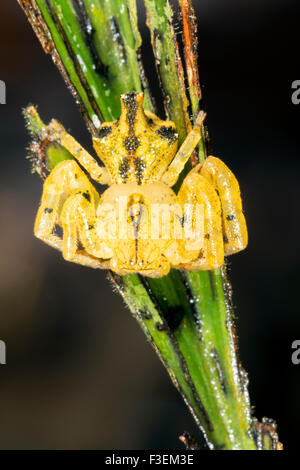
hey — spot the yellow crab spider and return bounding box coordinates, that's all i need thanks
[34,91,247,278]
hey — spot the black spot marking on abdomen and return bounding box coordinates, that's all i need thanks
[156,126,178,145]
[98,126,112,138]
[134,157,145,185]
[122,92,138,128]
[124,135,140,152]
[119,157,130,181]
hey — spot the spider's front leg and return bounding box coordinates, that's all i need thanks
[49,120,112,185]
[162,111,206,187]
[193,156,248,255]
[34,160,111,269]
[176,172,224,270]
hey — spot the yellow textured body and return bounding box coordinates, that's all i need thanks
[34,92,247,278]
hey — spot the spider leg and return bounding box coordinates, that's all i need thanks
[34,160,110,269]
[161,111,206,187]
[38,233,109,270]
[196,156,248,255]
[61,193,113,261]
[176,172,224,270]
[163,240,198,267]
[34,160,97,237]
[49,120,111,185]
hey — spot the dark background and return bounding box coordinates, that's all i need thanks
[0,0,299,450]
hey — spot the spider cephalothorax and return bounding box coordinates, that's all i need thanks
[34,92,247,278]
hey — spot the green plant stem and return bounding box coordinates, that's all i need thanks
[144,0,190,144]
[19,0,151,134]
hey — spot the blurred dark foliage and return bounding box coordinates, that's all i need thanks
[0,0,299,449]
